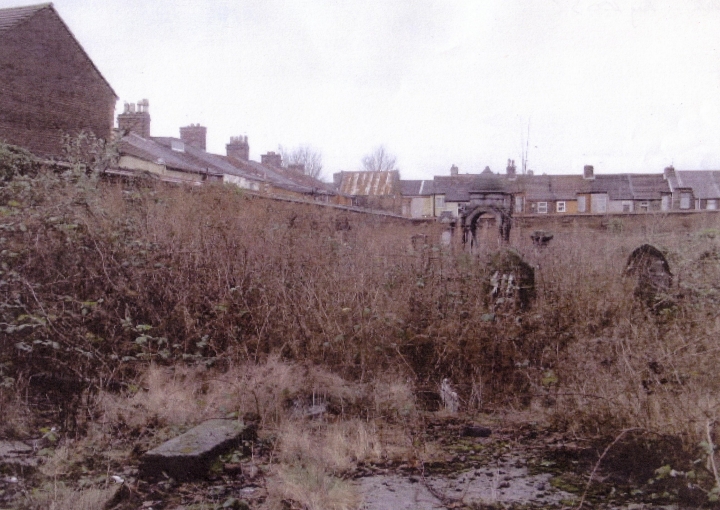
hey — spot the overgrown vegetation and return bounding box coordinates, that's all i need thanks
[3,142,720,507]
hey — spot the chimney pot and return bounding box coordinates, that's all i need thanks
[583,165,595,180]
[180,124,207,151]
[117,99,151,138]
[226,134,250,161]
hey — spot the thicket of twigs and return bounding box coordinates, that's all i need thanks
[2,145,720,456]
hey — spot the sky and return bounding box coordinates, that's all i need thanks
[3,0,720,180]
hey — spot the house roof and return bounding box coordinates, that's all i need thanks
[433,173,507,202]
[511,174,589,201]
[336,171,400,196]
[399,180,434,196]
[0,3,118,98]
[591,175,634,200]
[627,173,671,200]
[674,170,720,199]
[119,133,214,175]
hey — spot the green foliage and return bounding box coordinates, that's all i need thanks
[0,142,42,181]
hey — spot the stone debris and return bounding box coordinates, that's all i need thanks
[462,424,492,438]
[140,419,254,481]
[0,440,38,471]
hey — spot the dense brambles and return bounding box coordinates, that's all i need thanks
[2,156,720,456]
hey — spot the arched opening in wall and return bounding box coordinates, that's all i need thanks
[463,206,512,250]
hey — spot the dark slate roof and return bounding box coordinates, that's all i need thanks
[119,134,214,175]
[337,171,400,196]
[151,137,259,183]
[627,173,671,200]
[399,180,434,196]
[0,3,49,33]
[674,170,720,199]
[433,173,507,202]
[591,175,633,200]
[509,174,589,201]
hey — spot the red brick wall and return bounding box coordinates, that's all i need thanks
[0,7,116,157]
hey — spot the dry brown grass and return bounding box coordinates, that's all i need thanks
[2,163,720,460]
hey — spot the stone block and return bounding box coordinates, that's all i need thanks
[140,419,254,481]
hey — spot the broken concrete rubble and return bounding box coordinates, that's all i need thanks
[140,419,255,481]
[0,440,38,472]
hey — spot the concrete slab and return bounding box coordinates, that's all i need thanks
[140,419,254,480]
[0,440,38,471]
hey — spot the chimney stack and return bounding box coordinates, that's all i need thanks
[179,124,207,151]
[261,151,282,168]
[583,164,595,180]
[226,135,249,161]
[288,163,305,174]
[117,98,151,138]
[506,159,517,180]
[450,164,458,176]
[663,165,676,180]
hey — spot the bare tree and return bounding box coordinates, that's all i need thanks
[361,145,398,172]
[278,144,324,180]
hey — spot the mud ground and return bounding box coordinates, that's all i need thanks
[0,414,711,509]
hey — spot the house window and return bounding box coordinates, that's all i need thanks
[577,196,586,213]
[537,202,548,214]
[591,194,607,213]
[680,193,691,209]
[514,196,524,213]
[434,195,445,211]
[556,201,566,213]
[708,199,717,210]
[622,201,632,213]
[639,201,649,212]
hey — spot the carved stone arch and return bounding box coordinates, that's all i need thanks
[461,204,512,248]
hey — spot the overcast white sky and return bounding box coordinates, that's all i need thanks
[4,0,720,179]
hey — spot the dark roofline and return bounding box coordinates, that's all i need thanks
[0,3,118,99]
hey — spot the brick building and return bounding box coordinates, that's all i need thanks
[0,3,117,157]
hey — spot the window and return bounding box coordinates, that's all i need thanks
[577,196,586,213]
[556,201,566,213]
[537,202,548,214]
[639,201,649,212]
[514,196,524,213]
[434,195,445,211]
[622,201,632,213]
[680,193,692,210]
[591,194,607,213]
[708,199,717,210]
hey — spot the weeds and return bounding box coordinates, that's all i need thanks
[3,148,720,504]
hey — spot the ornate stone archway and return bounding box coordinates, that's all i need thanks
[459,194,513,248]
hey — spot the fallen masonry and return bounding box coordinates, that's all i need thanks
[0,440,39,472]
[141,419,255,481]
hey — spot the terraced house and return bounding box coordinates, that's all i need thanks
[393,161,719,219]
[0,3,116,157]
[114,100,346,204]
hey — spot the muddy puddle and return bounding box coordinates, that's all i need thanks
[358,455,574,509]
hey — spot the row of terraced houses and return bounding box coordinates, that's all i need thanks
[2,3,719,221]
[335,162,720,219]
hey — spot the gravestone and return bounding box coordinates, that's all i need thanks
[485,249,536,311]
[624,244,672,309]
[141,419,254,480]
